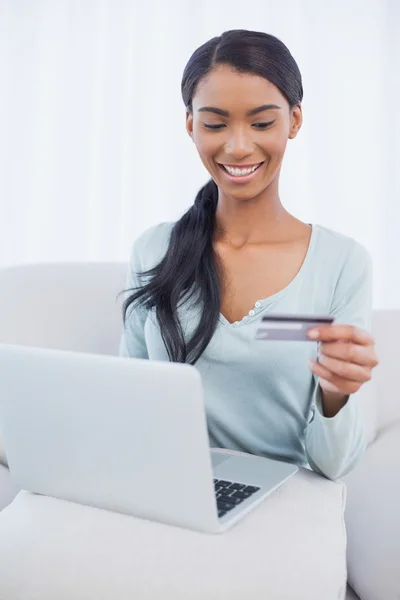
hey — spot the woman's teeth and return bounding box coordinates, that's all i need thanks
[223,163,261,176]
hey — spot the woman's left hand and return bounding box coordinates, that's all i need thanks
[307,325,379,396]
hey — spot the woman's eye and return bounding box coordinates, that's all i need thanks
[203,121,275,131]
[253,121,275,129]
[203,123,225,130]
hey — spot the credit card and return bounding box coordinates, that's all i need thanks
[255,314,334,341]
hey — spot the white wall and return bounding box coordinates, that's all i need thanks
[0,0,398,308]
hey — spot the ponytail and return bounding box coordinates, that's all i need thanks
[122,179,221,364]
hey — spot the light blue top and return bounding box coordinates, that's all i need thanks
[119,221,372,480]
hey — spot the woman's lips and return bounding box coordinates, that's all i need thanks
[217,161,265,183]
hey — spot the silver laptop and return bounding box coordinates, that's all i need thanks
[0,343,298,533]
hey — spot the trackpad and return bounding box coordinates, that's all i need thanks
[211,452,231,468]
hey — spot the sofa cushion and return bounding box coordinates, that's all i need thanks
[344,423,400,600]
[0,466,347,600]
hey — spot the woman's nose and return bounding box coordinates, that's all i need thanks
[224,129,253,159]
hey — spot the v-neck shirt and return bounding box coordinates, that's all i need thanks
[119,221,372,480]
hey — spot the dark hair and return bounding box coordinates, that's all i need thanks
[122,29,303,364]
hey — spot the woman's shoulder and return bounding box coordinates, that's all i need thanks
[312,224,371,269]
[134,221,175,249]
[129,221,175,268]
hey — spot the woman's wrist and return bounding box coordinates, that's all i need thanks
[320,387,349,418]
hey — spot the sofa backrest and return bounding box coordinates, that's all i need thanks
[371,311,400,432]
[0,263,128,355]
[0,263,397,435]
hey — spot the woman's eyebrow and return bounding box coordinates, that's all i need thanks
[197,104,281,117]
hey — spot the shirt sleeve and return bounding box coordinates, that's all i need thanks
[118,237,150,359]
[304,240,373,480]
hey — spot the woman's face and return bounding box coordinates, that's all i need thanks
[186,65,302,200]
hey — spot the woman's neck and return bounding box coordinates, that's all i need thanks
[214,182,294,247]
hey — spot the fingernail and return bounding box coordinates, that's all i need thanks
[308,330,319,339]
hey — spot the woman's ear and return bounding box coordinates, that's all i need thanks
[289,104,303,140]
[186,111,194,140]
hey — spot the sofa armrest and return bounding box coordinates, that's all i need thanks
[0,464,18,511]
[0,426,7,467]
[343,423,400,600]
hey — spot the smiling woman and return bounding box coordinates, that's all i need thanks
[120,29,378,481]
[123,30,305,363]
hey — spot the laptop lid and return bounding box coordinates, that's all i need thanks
[0,344,219,532]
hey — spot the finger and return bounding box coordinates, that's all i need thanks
[317,353,372,382]
[309,360,361,395]
[317,377,343,395]
[319,342,379,368]
[308,325,374,346]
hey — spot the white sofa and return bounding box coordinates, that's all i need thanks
[0,263,398,600]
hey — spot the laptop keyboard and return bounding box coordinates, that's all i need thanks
[214,479,260,518]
